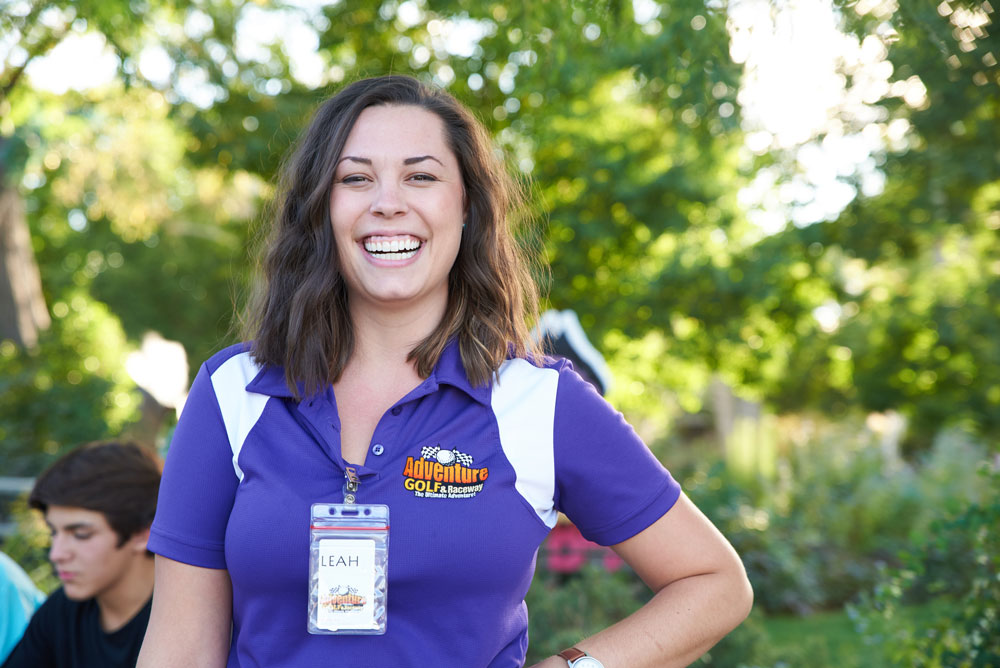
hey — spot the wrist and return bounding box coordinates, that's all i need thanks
[528,657,571,668]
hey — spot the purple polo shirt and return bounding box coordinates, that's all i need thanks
[149,340,680,667]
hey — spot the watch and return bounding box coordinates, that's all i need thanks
[557,647,605,668]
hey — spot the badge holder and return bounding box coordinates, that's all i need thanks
[308,467,389,635]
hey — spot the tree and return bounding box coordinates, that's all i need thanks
[2,0,751,468]
[7,0,994,473]
[779,0,1000,444]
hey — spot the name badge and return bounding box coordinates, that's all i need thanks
[308,504,389,635]
[317,539,376,630]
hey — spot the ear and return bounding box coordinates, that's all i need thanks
[127,526,151,554]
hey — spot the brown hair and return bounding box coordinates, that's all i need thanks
[244,75,542,397]
[29,441,162,548]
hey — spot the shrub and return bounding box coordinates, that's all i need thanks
[525,565,648,664]
[850,465,1000,667]
[1,495,58,594]
[683,422,992,614]
[525,565,781,667]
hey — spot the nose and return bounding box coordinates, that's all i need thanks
[370,180,407,218]
[49,534,70,563]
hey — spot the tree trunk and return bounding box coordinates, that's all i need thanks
[0,186,49,348]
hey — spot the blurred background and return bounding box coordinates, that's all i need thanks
[1,0,997,665]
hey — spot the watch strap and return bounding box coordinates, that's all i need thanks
[558,647,587,662]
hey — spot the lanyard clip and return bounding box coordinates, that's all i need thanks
[343,466,360,504]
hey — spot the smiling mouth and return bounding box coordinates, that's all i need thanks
[363,235,422,261]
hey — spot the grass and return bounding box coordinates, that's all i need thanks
[762,608,879,668]
[760,600,957,668]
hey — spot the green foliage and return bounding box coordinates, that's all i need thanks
[786,0,1000,442]
[525,566,648,664]
[1,0,997,463]
[850,467,1000,667]
[2,85,260,465]
[683,421,992,614]
[2,0,750,472]
[524,568,832,667]
[693,608,779,667]
[0,292,140,475]
[14,85,261,358]
[1,496,59,595]
[756,606,886,668]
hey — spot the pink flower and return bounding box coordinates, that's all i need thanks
[543,523,623,574]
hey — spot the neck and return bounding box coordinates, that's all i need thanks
[95,555,154,633]
[347,294,449,368]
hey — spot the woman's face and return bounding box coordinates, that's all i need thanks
[330,104,465,318]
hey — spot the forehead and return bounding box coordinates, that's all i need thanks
[341,104,455,163]
[45,505,111,530]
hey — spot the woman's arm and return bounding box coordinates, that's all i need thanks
[530,492,753,668]
[137,556,233,668]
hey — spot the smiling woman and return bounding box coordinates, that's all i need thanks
[246,75,539,396]
[329,105,466,326]
[138,75,752,668]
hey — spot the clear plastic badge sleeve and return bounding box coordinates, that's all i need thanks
[308,503,389,635]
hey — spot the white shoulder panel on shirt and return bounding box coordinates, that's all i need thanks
[491,358,559,529]
[210,352,269,482]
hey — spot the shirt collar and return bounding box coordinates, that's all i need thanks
[243,338,493,405]
[428,338,493,406]
[245,363,299,398]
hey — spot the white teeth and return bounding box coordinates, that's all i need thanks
[363,237,421,259]
[364,237,421,254]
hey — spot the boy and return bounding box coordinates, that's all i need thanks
[3,441,161,668]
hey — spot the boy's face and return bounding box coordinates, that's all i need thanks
[45,505,147,602]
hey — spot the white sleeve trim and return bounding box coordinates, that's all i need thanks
[210,352,269,482]
[491,359,559,529]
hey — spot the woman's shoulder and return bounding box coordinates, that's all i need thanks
[494,354,604,405]
[200,341,257,374]
[193,342,297,399]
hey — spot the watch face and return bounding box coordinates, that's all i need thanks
[573,659,604,668]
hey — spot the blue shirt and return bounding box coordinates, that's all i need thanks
[149,340,680,667]
[0,552,45,662]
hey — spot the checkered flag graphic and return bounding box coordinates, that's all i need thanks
[420,445,475,467]
[453,450,475,467]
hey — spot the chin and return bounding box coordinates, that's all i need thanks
[61,583,95,601]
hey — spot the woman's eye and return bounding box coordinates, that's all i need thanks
[340,175,369,184]
[73,532,93,540]
[410,173,437,182]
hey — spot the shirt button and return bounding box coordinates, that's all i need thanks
[372,444,385,456]
[390,406,402,416]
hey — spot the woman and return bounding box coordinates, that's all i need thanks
[138,75,752,668]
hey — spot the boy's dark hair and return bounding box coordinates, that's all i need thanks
[29,441,162,547]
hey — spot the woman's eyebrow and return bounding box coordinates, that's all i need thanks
[336,155,443,166]
[403,155,444,166]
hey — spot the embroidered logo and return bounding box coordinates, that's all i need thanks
[401,445,489,499]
